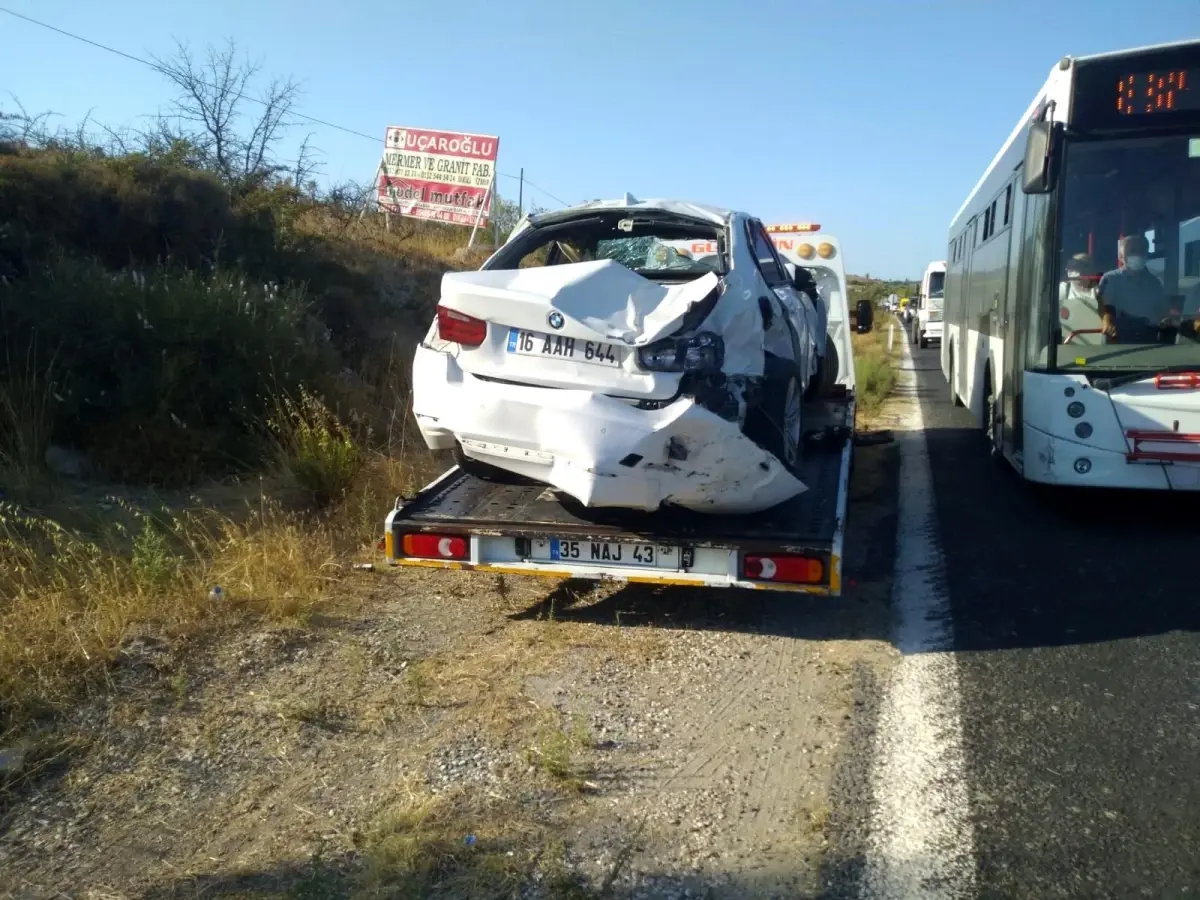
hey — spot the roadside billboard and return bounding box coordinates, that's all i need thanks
[376,126,500,227]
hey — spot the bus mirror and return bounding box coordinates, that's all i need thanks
[1021,120,1062,194]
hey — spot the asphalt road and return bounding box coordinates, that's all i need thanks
[911,343,1200,899]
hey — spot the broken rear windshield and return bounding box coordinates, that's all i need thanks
[489,213,727,276]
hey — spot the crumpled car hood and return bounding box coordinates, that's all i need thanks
[440,259,720,346]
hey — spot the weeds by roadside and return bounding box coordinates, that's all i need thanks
[0,378,441,740]
[853,313,899,415]
[360,780,599,899]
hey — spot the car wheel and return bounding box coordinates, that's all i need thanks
[767,373,804,471]
[805,334,841,400]
[747,367,803,473]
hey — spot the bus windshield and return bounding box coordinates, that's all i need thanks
[1054,132,1200,371]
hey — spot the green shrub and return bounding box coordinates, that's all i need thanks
[0,257,335,481]
[269,388,364,507]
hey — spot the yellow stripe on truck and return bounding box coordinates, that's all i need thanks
[385,557,835,595]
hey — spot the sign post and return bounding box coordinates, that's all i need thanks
[466,173,495,249]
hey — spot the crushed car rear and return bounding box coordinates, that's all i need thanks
[411,197,812,513]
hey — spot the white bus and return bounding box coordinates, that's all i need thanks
[943,39,1200,490]
[911,259,947,349]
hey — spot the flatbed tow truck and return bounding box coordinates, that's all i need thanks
[383,225,857,596]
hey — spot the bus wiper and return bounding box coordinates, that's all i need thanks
[1094,364,1200,391]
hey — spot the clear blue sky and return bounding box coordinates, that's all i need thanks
[2,0,1197,278]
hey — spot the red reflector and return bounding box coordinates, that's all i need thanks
[1155,372,1200,390]
[436,305,487,347]
[743,554,824,585]
[1059,306,1070,320]
[401,533,469,560]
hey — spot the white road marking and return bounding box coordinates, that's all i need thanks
[862,339,976,899]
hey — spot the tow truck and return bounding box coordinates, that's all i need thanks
[383,223,858,595]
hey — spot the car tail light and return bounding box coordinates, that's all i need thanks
[437,305,487,347]
[743,553,825,585]
[637,331,724,373]
[401,532,469,560]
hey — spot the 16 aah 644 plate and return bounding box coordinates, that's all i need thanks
[506,328,624,367]
[530,538,681,569]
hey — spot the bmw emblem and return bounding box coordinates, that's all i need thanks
[547,311,565,330]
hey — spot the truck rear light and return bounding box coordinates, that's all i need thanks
[437,305,487,347]
[743,553,824,585]
[401,532,469,560]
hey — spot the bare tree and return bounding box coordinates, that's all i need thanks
[150,38,309,189]
[0,95,56,146]
[291,132,322,194]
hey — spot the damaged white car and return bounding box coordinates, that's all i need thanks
[411,195,829,514]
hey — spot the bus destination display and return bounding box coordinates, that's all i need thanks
[1117,69,1196,115]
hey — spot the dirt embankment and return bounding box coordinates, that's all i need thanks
[1,429,901,900]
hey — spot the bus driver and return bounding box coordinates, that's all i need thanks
[1097,234,1170,342]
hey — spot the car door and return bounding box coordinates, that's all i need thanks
[746,219,816,382]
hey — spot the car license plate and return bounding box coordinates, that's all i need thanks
[531,538,681,569]
[506,328,623,367]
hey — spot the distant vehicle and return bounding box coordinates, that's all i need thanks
[911,260,946,348]
[899,297,913,325]
[942,38,1200,490]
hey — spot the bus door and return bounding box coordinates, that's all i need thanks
[1001,178,1027,458]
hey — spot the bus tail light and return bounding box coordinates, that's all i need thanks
[796,243,816,260]
[1155,372,1200,390]
[401,532,469,560]
[743,553,825,585]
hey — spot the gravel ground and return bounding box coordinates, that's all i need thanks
[0,435,898,899]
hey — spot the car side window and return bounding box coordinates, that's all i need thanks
[747,221,790,288]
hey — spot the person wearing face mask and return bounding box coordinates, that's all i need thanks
[1058,253,1104,343]
[1096,234,1168,342]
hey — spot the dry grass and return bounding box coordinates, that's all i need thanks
[0,390,443,739]
[360,778,601,899]
[0,490,335,730]
[853,312,900,415]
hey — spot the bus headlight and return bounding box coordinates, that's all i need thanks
[1067,401,1085,418]
[1074,422,1093,439]
[1074,457,1092,474]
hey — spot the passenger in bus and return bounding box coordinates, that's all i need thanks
[1058,253,1104,343]
[1097,234,1169,342]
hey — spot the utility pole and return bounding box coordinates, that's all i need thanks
[518,167,524,217]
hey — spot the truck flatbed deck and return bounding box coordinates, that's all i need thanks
[384,399,853,595]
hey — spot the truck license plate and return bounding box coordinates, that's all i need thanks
[532,538,681,569]
[506,328,624,367]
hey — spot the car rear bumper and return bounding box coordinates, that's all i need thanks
[412,346,807,513]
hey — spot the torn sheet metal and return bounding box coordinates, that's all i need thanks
[440,260,719,347]
[412,344,805,513]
